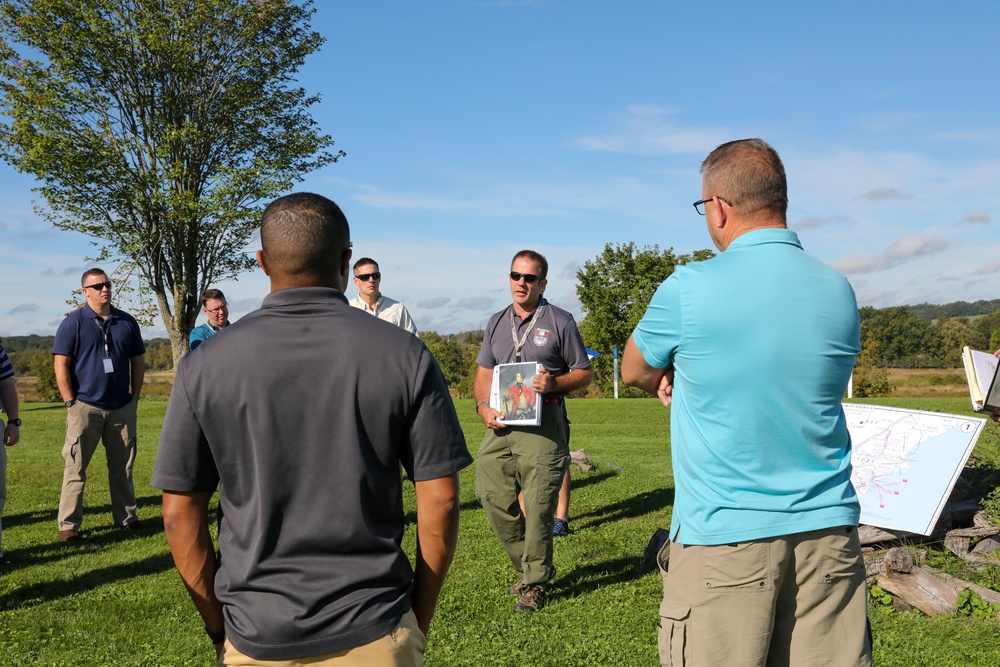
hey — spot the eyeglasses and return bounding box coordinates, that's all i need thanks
[509,271,541,284]
[692,196,733,215]
[204,303,228,314]
[83,281,112,291]
[355,272,381,282]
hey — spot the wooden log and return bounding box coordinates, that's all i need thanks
[970,536,1000,559]
[879,548,958,616]
[943,534,970,559]
[924,565,1000,606]
[858,525,916,546]
[945,526,999,538]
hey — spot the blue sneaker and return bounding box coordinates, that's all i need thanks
[552,518,570,537]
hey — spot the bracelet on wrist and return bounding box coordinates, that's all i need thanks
[475,401,488,413]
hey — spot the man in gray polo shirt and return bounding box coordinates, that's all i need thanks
[474,249,592,613]
[153,193,471,665]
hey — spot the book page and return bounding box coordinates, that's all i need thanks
[963,347,998,407]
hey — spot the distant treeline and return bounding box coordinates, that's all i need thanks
[860,305,1000,369]
[4,299,1000,393]
[907,299,1000,324]
[1,335,174,377]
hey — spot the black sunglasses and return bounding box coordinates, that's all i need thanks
[355,272,381,282]
[83,281,112,291]
[509,271,541,284]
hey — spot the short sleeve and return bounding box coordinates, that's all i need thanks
[632,273,683,369]
[151,367,219,492]
[559,317,591,371]
[403,348,472,482]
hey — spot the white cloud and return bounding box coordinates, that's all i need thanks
[979,258,1000,274]
[417,297,451,309]
[958,212,991,225]
[793,215,850,230]
[857,187,910,202]
[572,106,728,156]
[833,235,948,274]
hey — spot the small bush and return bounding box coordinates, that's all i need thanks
[28,349,60,402]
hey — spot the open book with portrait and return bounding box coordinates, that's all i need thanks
[962,346,1000,414]
[490,361,543,427]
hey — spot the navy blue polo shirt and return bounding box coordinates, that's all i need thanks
[53,303,146,409]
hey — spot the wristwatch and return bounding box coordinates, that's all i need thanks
[8,418,20,427]
[65,399,76,408]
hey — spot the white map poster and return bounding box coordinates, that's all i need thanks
[845,403,987,535]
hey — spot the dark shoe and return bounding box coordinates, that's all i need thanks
[514,584,545,612]
[552,518,570,537]
[508,581,525,596]
[120,521,143,531]
[59,529,81,542]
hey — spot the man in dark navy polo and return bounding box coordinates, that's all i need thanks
[53,268,146,542]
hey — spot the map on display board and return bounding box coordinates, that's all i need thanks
[845,403,987,536]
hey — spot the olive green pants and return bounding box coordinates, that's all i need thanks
[475,402,569,586]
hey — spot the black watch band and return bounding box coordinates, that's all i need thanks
[65,399,76,408]
[8,418,21,427]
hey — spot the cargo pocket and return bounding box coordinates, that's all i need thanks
[658,600,691,666]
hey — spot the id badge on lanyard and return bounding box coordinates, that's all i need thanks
[95,317,115,373]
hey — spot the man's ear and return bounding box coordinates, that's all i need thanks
[256,249,270,276]
[712,197,729,230]
[340,248,353,280]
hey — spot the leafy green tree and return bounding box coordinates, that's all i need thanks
[927,317,987,367]
[0,0,341,366]
[576,242,714,394]
[972,311,1000,352]
[852,331,892,398]
[421,330,481,399]
[28,349,60,401]
[859,306,933,367]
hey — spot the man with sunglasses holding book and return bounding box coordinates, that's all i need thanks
[53,269,146,541]
[350,257,418,335]
[474,249,592,613]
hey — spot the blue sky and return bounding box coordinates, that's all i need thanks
[2,1,999,339]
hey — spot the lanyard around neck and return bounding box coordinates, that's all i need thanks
[510,304,543,362]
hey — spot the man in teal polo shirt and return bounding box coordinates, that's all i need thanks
[189,288,230,351]
[623,139,871,666]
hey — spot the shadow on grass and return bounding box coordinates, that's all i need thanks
[553,554,654,600]
[573,487,674,530]
[3,493,163,530]
[568,469,617,490]
[6,513,166,563]
[0,551,176,612]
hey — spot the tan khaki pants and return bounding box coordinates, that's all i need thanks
[57,400,138,531]
[221,610,426,666]
[658,526,872,667]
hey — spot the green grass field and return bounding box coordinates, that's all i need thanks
[1,397,998,666]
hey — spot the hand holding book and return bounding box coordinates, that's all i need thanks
[962,346,1000,417]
